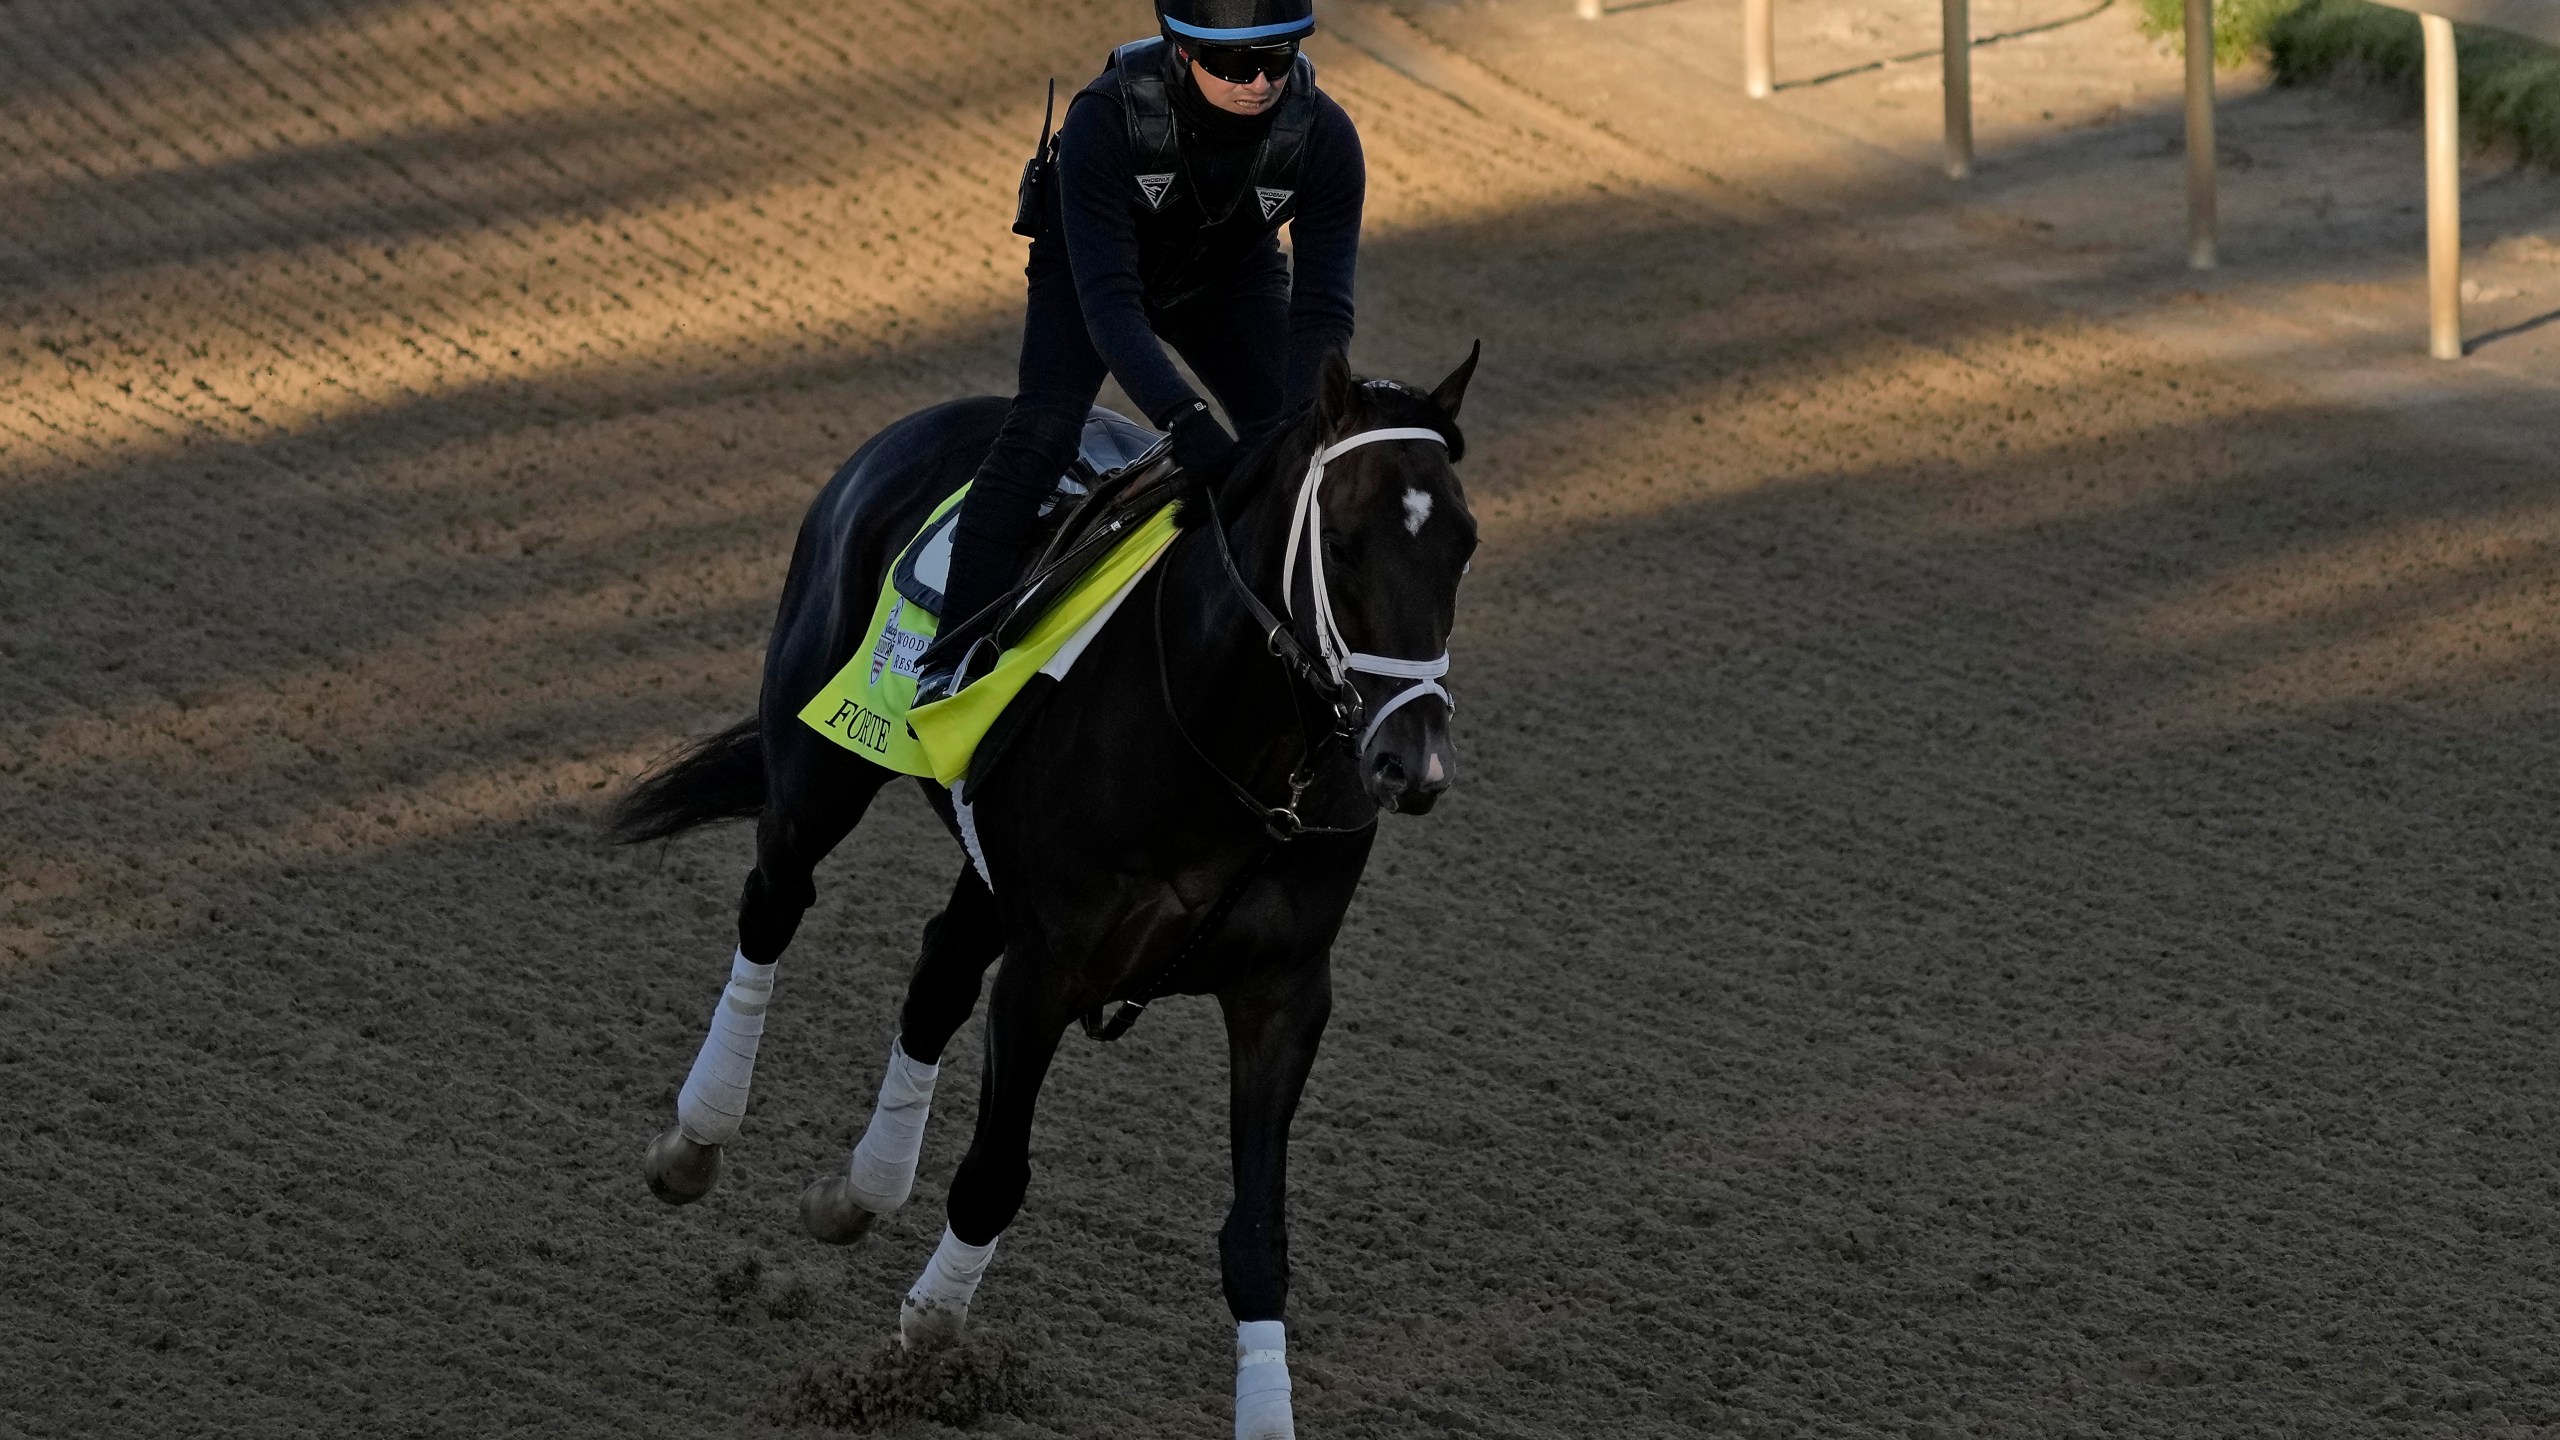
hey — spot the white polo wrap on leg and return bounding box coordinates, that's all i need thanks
[843,1036,939,1213]
[901,1225,998,1349]
[675,950,775,1147]
[1234,1319,1295,1440]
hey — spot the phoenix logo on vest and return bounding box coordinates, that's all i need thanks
[1137,173,1176,208]
[1255,186,1293,219]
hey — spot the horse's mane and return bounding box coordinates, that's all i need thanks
[1172,374,1466,533]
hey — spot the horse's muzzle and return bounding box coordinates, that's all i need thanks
[1365,730,1455,814]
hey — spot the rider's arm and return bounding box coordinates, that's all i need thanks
[1281,95,1365,414]
[1055,96,1203,429]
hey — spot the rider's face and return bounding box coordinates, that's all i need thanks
[1187,56,1288,116]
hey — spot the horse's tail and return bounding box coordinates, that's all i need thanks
[608,715,766,844]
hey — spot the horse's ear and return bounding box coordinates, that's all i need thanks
[1429,340,1481,421]
[1317,348,1356,427]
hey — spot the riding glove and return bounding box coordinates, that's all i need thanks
[1163,399,1241,483]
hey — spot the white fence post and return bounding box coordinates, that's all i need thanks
[2184,0,2219,267]
[2422,11,2463,358]
[1745,0,1776,96]
[1942,0,1973,178]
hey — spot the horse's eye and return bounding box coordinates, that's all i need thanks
[1321,532,1351,563]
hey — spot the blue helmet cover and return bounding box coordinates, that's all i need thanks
[1158,0,1316,43]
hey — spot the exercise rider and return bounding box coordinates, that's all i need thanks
[916,0,1366,703]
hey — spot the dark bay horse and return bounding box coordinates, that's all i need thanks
[609,347,1478,1439]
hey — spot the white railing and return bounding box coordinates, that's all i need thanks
[2352,0,2560,356]
[1577,0,2558,358]
[2183,0,2560,355]
[1577,0,1982,174]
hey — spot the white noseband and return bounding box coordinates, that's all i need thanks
[1278,427,1457,751]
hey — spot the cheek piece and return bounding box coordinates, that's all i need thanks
[1278,428,1457,753]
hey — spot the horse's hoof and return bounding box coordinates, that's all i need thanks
[900,1295,969,1352]
[799,1174,884,1246]
[643,1126,724,1205]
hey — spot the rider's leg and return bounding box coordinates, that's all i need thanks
[924,251,1107,696]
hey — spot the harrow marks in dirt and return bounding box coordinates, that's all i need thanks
[6,1,2560,1437]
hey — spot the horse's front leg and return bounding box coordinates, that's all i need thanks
[1219,954,1333,1440]
[899,934,1074,1350]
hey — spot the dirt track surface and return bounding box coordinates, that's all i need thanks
[7,1,2560,1436]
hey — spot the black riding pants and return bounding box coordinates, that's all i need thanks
[941,245,1291,632]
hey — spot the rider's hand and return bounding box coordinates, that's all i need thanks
[1164,399,1240,482]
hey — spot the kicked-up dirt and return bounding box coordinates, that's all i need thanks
[5,0,2559,1435]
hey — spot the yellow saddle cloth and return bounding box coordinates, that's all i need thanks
[796,484,1183,785]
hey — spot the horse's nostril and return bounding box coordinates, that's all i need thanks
[1370,755,1407,791]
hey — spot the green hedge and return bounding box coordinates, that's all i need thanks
[2137,0,2308,66]
[2271,0,2560,164]
[2136,0,2560,167]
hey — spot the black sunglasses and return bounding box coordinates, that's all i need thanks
[1187,41,1298,84]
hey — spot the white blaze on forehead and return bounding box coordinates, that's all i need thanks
[1401,487,1434,536]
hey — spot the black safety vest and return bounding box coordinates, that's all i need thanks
[1071,37,1319,308]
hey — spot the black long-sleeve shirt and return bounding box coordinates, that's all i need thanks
[1054,69,1364,427]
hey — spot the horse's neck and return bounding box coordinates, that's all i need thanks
[1220,434,1311,614]
[1159,440,1326,778]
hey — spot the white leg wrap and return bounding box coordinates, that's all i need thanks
[1235,1320,1295,1440]
[674,949,775,1147]
[901,1225,998,1350]
[843,1036,939,1213]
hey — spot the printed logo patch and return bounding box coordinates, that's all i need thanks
[1136,173,1175,209]
[1255,186,1293,220]
[867,597,933,685]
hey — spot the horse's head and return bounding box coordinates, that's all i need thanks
[1293,344,1480,815]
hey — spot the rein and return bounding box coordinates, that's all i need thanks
[1080,427,1455,1043]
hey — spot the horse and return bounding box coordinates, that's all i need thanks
[608,345,1479,1440]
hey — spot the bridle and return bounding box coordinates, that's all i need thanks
[1279,429,1457,752]
[1154,425,1459,838]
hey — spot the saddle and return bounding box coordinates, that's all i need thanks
[797,405,1192,786]
[908,405,1183,685]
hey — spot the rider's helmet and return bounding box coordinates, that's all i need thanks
[1156,0,1315,81]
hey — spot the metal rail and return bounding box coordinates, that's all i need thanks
[1581,0,1977,177]
[2193,0,2560,356]
[1572,0,2559,357]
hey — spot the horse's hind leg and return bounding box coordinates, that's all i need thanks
[643,745,889,1205]
[800,863,1003,1244]
[896,864,1004,1065]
